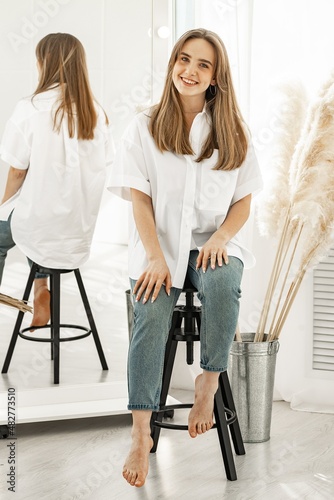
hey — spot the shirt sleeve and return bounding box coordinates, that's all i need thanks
[0,101,31,170]
[107,117,151,201]
[231,140,263,204]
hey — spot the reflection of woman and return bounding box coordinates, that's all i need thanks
[108,28,262,487]
[0,33,113,326]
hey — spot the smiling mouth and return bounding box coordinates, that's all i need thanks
[181,77,197,85]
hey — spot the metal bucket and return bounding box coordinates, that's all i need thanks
[125,289,134,341]
[229,332,280,443]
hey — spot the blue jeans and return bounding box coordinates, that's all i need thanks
[128,250,244,410]
[0,212,47,286]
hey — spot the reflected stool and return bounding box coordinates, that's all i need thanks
[2,262,108,384]
[150,278,245,481]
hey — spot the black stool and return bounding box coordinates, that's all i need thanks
[150,278,245,481]
[2,262,108,384]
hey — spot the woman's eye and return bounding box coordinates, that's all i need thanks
[200,63,209,69]
[181,56,189,62]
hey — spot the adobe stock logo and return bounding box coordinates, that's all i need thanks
[7,0,71,53]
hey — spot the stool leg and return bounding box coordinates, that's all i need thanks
[150,311,180,453]
[2,264,37,373]
[50,275,54,361]
[184,291,195,365]
[186,313,201,365]
[50,272,60,384]
[186,341,194,365]
[74,269,108,370]
[219,371,245,455]
[214,385,238,481]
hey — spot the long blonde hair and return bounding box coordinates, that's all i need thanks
[149,28,248,170]
[34,33,102,140]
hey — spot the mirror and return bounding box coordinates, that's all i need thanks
[0,0,169,424]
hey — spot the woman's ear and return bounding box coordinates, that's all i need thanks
[211,77,216,86]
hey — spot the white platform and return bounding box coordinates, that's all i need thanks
[0,381,129,424]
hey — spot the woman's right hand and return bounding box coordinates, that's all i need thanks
[133,256,172,304]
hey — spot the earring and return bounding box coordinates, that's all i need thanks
[209,84,217,96]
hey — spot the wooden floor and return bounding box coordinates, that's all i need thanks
[0,399,333,499]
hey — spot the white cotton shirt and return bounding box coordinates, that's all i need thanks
[107,108,262,289]
[0,87,114,269]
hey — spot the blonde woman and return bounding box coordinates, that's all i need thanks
[0,33,113,326]
[108,28,262,487]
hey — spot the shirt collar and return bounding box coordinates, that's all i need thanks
[202,101,210,116]
[191,102,211,128]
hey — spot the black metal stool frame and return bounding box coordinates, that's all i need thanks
[2,263,108,384]
[150,284,245,481]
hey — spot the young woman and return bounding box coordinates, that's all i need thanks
[108,28,262,487]
[0,33,113,326]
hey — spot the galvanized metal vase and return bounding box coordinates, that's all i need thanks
[229,332,280,443]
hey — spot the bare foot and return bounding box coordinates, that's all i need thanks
[31,286,50,329]
[188,373,218,438]
[123,433,153,487]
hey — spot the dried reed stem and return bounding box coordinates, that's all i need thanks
[254,209,292,341]
[269,242,320,341]
[0,293,32,313]
[268,267,307,341]
[267,223,304,340]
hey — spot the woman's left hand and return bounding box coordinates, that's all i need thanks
[196,195,252,272]
[196,233,229,273]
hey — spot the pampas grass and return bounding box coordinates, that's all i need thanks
[255,80,308,340]
[255,72,334,342]
[0,293,32,313]
[257,81,308,238]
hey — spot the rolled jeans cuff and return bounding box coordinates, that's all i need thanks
[127,404,158,411]
[28,258,49,279]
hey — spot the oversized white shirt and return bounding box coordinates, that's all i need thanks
[0,87,113,269]
[108,108,262,289]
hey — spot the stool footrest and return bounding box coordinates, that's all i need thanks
[173,332,200,342]
[175,307,201,318]
[152,403,236,430]
[19,324,91,342]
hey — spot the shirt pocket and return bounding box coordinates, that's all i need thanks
[197,153,238,212]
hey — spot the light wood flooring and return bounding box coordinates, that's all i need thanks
[0,399,334,499]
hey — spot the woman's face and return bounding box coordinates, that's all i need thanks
[172,38,216,102]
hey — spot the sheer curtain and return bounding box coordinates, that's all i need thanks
[174,0,334,412]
